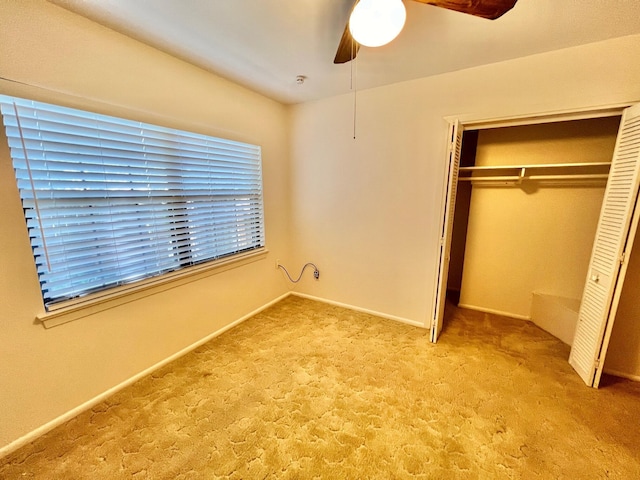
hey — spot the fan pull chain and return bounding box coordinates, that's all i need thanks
[351,38,357,140]
[350,39,354,90]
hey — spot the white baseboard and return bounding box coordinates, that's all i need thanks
[290,292,426,329]
[603,368,640,383]
[0,292,290,460]
[457,303,531,321]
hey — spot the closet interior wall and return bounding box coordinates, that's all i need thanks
[447,117,621,330]
[604,225,640,380]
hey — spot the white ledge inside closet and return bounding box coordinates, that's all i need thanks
[459,161,611,184]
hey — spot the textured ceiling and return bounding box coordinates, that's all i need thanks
[49,0,640,104]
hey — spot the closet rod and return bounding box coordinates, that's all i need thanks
[527,173,609,181]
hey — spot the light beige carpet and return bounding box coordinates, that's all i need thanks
[1,296,639,479]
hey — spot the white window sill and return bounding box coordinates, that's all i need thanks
[38,248,268,328]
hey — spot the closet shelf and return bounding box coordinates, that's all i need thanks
[459,161,611,183]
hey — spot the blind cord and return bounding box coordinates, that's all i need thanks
[277,262,320,283]
[12,101,53,271]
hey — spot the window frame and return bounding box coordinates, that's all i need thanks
[0,94,267,322]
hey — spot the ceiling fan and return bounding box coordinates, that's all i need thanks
[334,0,519,64]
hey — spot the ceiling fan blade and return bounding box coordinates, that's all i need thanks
[412,0,518,20]
[334,1,360,64]
[334,23,360,64]
[333,0,517,63]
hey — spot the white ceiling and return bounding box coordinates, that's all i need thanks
[49,0,640,105]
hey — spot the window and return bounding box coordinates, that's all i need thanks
[0,95,265,311]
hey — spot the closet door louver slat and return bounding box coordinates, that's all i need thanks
[569,104,640,387]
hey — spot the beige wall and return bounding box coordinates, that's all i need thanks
[290,35,640,327]
[474,119,620,167]
[0,0,291,450]
[4,0,640,455]
[459,119,619,319]
[605,231,640,379]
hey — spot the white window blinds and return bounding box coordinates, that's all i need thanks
[0,95,265,310]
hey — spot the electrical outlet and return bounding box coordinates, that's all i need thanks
[314,269,320,280]
[275,259,280,269]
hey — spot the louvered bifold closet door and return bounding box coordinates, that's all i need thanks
[569,104,640,387]
[431,120,463,342]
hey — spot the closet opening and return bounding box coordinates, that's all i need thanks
[432,108,640,387]
[447,117,620,328]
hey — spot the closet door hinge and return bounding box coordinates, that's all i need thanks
[620,251,627,265]
[594,358,601,370]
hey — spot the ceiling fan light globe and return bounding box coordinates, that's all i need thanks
[349,0,407,48]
